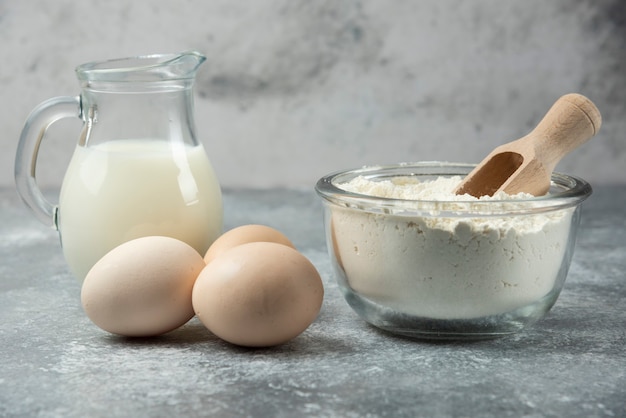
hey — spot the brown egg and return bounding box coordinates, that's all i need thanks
[81,236,206,337]
[193,242,324,347]
[204,224,295,263]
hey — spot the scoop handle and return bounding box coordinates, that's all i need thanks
[530,93,601,170]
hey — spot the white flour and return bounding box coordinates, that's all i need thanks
[331,176,573,319]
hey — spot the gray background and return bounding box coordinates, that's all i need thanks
[2,0,625,190]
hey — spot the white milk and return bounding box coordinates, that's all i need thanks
[58,139,223,281]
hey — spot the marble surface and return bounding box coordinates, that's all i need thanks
[1,186,625,418]
[2,1,626,190]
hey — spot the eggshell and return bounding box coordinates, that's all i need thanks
[193,242,324,347]
[204,224,295,263]
[81,236,206,337]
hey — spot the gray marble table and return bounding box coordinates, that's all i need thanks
[1,186,625,418]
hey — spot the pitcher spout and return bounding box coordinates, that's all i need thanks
[162,50,207,79]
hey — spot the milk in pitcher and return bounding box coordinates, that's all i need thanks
[58,139,222,280]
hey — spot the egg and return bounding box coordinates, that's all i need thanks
[81,236,206,337]
[204,224,295,263]
[192,242,324,347]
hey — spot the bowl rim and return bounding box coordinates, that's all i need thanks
[314,161,593,216]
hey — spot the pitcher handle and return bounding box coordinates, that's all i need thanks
[14,96,81,230]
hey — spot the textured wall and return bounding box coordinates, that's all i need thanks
[2,0,625,190]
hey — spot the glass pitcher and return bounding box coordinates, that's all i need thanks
[15,51,223,281]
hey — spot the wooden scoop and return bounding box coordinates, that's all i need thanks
[455,93,601,197]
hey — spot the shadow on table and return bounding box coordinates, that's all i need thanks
[99,317,357,358]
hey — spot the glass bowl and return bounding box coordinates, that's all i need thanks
[315,162,592,339]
